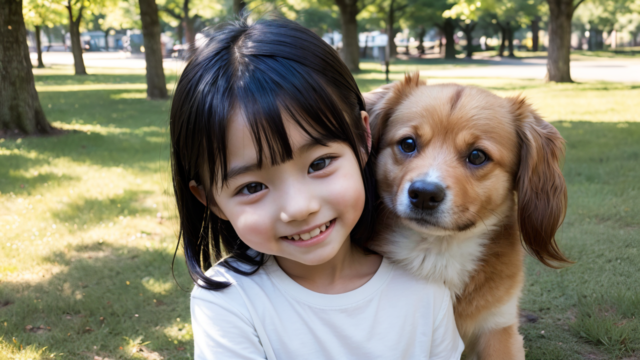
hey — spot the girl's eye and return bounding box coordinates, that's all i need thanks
[240,182,266,195]
[308,158,332,173]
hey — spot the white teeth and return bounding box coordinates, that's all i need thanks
[286,220,333,241]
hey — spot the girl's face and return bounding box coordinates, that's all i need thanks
[194,112,370,266]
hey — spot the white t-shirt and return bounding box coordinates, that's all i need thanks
[191,256,464,360]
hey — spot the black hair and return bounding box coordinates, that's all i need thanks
[170,15,377,290]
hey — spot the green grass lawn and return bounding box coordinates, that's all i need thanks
[1,60,639,359]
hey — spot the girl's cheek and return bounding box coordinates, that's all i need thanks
[233,208,276,251]
[331,168,366,217]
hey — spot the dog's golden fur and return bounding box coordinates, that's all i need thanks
[365,73,571,359]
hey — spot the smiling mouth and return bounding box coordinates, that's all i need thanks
[282,219,335,241]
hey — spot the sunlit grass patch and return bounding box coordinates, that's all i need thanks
[111,92,149,100]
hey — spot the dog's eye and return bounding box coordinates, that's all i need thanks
[399,138,417,153]
[467,150,488,165]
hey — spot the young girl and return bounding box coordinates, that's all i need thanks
[170,17,464,359]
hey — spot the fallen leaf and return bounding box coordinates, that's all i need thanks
[133,345,164,360]
[25,325,49,334]
[83,327,94,333]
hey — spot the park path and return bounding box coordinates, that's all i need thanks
[422,56,640,83]
[31,51,640,83]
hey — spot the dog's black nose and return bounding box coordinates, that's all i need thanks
[408,181,446,210]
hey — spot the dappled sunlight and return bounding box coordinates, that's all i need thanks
[110,92,148,100]
[38,83,150,92]
[0,241,192,358]
[163,320,194,345]
[51,121,130,135]
[142,277,179,295]
[0,341,50,359]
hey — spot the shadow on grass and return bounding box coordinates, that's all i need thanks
[0,241,193,359]
[51,189,158,231]
[35,73,180,87]
[0,143,79,195]
[0,88,172,187]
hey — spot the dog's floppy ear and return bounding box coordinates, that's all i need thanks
[364,72,425,150]
[511,96,572,268]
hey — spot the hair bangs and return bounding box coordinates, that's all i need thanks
[220,56,366,184]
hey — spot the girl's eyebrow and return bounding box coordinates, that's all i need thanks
[227,163,260,181]
[226,138,330,181]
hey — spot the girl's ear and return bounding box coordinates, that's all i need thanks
[188,180,229,221]
[361,110,371,152]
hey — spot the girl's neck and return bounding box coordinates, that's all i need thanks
[274,240,383,294]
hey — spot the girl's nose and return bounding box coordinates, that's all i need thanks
[279,190,321,223]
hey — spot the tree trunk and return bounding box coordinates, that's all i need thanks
[443,18,456,60]
[176,21,184,44]
[417,25,426,54]
[183,0,195,55]
[588,27,603,50]
[335,0,360,72]
[44,25,52,51]
[498,24,506,56]
[0,0,52,135]
[462,22,476,58]
[66,1,87,75]
[546,0,575,82]
[139,0,168,100]
[361,34,368,57]
[386,0,396,59]
[507,24,515,57]
[104,29,110,51]
[35,25,44,68]
[531,17,540,51]
[233,0,246,16]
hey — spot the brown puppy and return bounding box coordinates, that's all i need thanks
[365,73,571,359]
